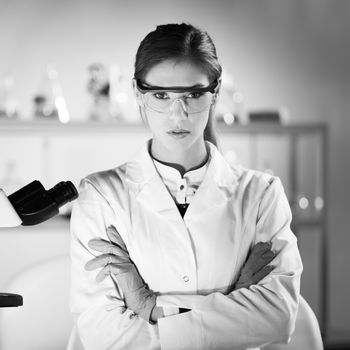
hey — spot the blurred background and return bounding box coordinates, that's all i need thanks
[0,0,349,349]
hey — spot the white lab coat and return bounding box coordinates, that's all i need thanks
[70,140,303,350]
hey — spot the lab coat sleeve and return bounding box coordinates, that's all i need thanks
[156,177,303,350]
[70,177,159,350]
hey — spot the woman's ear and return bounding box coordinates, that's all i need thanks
[211,78,221,105]
[214,78,222,101]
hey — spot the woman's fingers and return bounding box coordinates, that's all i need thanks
[95,263,134,282]
[85,254,130,271]
[245,242,275,274]
[84,226,133,283]
[88,238,129,257]
[95,265,112,282]
[106,225,128,252]
[251,242,273,259]
[248,242,272,258]
[252,241,272,253]
[262,250,276,261]
[235,265,275,290]
[250,265,275,285]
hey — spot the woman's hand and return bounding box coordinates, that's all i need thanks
[85,226,156,323]
[233,241,276,290]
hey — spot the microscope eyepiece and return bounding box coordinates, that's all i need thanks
[47,181,78,208]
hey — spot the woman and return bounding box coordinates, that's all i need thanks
[70,23,303,350]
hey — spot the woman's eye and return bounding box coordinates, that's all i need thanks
[153,92,169,100]
[187,92,203,99]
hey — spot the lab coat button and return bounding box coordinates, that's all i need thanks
[129,312,137,319]
[183,275,189,282]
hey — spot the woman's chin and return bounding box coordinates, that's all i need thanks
[152,133,205,157]
[165,134,196,150]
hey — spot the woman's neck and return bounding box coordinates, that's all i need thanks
[150,139,208,176]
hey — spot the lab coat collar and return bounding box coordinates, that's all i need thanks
[125,139,176,215]
[125,139,240,215]
[125,139,158,189]
[201,142,239,189]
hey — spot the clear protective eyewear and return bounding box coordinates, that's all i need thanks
[135,79,219,114]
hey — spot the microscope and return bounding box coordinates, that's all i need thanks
[0,180,78,307]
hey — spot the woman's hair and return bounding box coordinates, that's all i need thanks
[134,23,222,147]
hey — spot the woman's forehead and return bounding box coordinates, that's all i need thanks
[144,59,210,87]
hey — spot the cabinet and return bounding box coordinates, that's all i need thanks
[0,120,329,335]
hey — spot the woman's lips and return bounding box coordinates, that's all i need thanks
[166,129,190,139]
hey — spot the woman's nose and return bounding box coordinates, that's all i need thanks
[168,99,188,122]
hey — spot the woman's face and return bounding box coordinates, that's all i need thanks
[135,59,212,158]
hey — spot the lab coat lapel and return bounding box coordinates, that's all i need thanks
[125,141,180,219]
[185,143,239,219]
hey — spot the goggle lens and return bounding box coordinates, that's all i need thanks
[144,92,213,114]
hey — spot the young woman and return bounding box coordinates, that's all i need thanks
[70,23,303,350]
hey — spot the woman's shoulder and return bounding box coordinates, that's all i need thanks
[212,143,281,192]
[78,141,153,201]
[84,164,127,186]
[78,163,129,202]
[233,164,282,194]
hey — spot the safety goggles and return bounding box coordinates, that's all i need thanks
[135,79,219,114]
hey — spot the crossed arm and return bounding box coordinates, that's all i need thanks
[85,226,277,323]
